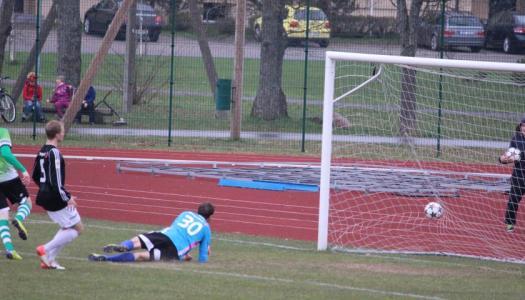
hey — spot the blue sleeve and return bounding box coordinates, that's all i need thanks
[85,87,96,103]
[198,228,211,263]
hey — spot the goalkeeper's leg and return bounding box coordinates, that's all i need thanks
[504,183,524,232]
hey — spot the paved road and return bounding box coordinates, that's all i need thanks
[10,126,508,149]
[10,28,524,63]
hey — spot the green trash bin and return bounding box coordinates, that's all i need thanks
[215,79,232,111]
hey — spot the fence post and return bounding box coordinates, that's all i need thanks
[32,0,42,140]
[168,0,176,147]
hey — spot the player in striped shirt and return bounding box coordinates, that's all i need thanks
[0,128,32,260]
[89,202,214,263]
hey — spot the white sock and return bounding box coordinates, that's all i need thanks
[47,244,66,262]
[44,228,79,257]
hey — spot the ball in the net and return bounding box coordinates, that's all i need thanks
[424,202,444,219]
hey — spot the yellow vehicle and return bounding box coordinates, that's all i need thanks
[254,5,331,48]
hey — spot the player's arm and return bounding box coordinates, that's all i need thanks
[0,145,27,173]
[31,155,40,185]
[198,229,211,263]
[499,138,518,164]
[49,148,71,201]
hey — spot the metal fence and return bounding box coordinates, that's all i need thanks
[1,0,523,154]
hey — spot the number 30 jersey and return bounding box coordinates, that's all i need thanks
[162,211,212,262]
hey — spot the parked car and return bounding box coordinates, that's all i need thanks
[253,5,331,48]
[84,0,162,42]
[418,11,485,52]
[485,11,525,53]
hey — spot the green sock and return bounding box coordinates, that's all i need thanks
[0,219,14,252]
[15,198,31,222]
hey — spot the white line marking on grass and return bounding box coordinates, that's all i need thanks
[17,251,446,300]
[214,238,312,251]
[24,219,523,275]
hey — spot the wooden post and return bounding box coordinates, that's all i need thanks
[62,0,135,134]
[230,0,246,140]
[123,0,137,113]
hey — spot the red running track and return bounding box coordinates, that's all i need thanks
[15,146,525,262]
[16,146,320,241]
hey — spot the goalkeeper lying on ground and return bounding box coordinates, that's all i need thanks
[89,202,214,263]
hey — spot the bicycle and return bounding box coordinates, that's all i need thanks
[0,76,16,123]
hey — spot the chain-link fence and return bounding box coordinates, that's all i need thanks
[1,0,523,154]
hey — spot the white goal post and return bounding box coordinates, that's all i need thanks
[318,51,525,261]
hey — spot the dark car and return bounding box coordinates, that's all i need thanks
[418,12,485,52]
[485,11,525,53]
[84,0,162,42]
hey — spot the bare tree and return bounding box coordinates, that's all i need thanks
[489,0,516,18]
[0,0,14,75]
[11,1,58,102]
[56,0,82,86]
[397,0,424,138]
[188,0,217,95]
[251,0,288,120]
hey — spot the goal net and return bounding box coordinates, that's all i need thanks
[318,52,525,263]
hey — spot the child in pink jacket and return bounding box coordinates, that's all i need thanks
[47,75,73,119]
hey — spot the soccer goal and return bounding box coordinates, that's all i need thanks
[318,51,525,263]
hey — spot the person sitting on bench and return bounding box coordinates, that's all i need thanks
[47,75,73,120]
[74,86,96,125]
[21,72,45,122]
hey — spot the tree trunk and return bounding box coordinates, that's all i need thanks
[251,0,288,120]
[11,1,58,103]
[56,0,82,86]
[188,0,217,95]
[397,0,423,138]
[123,1,136,113]
[0,0,15,75]
[63,0,135,133]
[488,0,516,18]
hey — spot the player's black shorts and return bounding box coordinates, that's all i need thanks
[0,177,29,210]
[138,232,179,261]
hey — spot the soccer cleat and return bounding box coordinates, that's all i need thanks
[88,253,107,262]
[11,219,28,240]
[6,250,22,260]
[103,244,127,253]
[50,262,66,270]
[36,245,51,268]
[506,224,515,232]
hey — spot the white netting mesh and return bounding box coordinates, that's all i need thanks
[324,57,525,263]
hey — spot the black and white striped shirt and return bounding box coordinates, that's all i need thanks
[32,144,71,211]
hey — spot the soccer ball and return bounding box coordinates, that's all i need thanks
[424,202,444,219]
[506,147,521,161]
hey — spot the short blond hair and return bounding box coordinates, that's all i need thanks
[45,120,63,139]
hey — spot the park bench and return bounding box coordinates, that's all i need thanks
[41,91,119,125]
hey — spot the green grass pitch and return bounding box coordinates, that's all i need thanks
[1,214,524,300]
